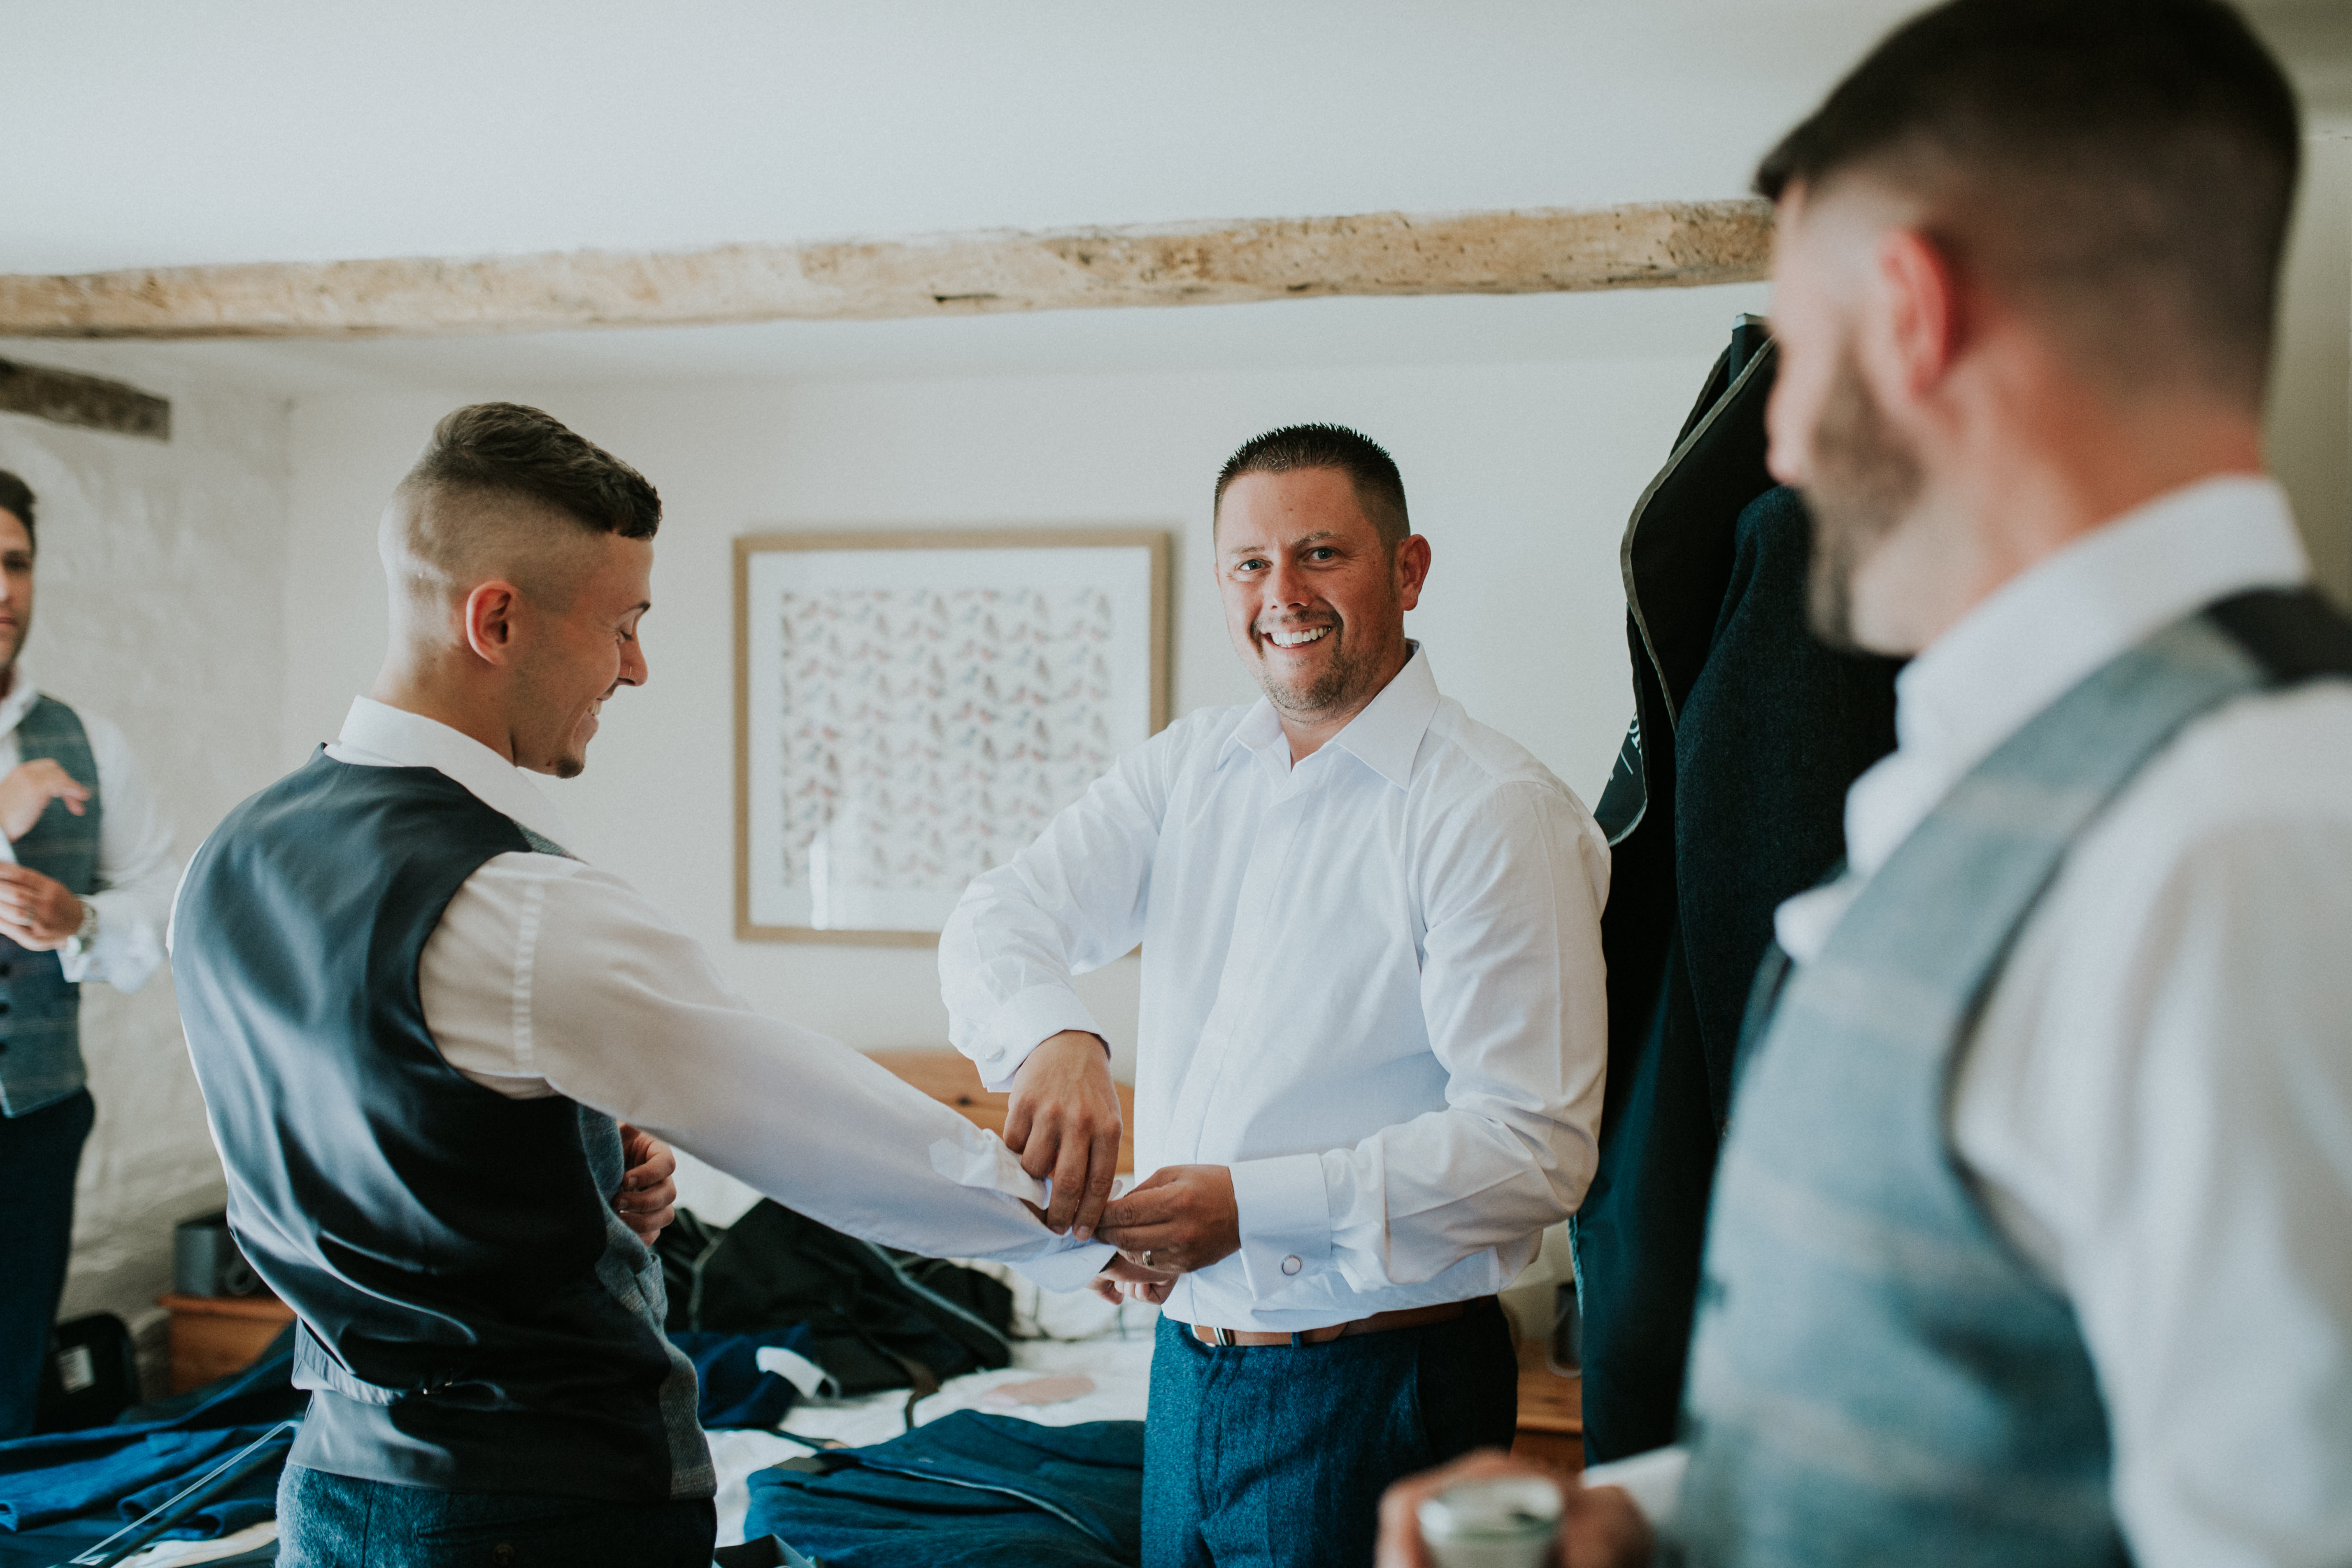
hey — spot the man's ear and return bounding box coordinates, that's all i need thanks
[461,580,525,666]
[1871,226,1966,405]
[1394,535,1431,615]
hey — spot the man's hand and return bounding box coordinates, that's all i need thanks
[1004,1030,1124,1241]
[1375,1451,1655,1568]
[1090,1252,1179,1307]
[0,760,88,844]
[0,864,83,951]
[614,1124,679,1244]
[1096,1163,1239,1276]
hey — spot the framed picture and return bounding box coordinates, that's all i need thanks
[735,528,1171,944]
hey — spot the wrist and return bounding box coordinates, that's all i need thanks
[65,898,97,955]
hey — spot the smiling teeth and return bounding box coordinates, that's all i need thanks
[1269,627,1330,647]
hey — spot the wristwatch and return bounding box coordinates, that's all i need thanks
[64,898,98,958]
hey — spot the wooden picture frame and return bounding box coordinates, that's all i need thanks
[735,528,1170,945]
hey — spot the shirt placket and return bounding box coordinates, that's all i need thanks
[1166,753,1321,1165]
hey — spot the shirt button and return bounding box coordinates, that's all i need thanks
[1281,1255,1303,1276]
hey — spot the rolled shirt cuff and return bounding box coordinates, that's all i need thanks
[1228,1152,1333,1302]
[968,984,1105,1091]
[1014,1235,1118,1294]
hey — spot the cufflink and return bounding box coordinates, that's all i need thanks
[1281,1255,1303,1276]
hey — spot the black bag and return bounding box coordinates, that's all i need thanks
[658,1201,1014,1401]
[35,1312,140,1432]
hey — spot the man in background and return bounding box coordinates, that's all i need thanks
[941,424,1610,1568]
[1380,2,2352,1564]
[0,469,178,1439]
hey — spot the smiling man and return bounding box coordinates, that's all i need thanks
[173,405,1119,1568]
[940,423,1610,1568]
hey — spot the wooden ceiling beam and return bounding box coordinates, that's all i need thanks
[0,200,1773,340]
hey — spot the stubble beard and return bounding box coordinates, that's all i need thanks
[1255,619,1372,721]
[1803,344,1925,652]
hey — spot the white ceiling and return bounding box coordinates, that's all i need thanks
[4,0,2343,390]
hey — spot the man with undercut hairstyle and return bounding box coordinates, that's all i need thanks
[0,469,179,1439]
[940,423,1610,1568]
[174,404,1128,1568]
[1379,3,2352,1566]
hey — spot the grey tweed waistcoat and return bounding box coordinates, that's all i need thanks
[0,695,103,1118]
[1673,588,2352,1568]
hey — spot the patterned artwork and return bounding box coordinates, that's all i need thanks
[740,538,1162,938]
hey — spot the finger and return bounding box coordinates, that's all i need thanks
[1047,1130,1090,1234]
[1097,1185,1175,1231]
[1071,1128,1120,1242]
[1001,1098,1034,1155]
[1089,1277,1123,1306]
[1018,1122,1057,1182]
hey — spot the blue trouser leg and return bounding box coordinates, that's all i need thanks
[0,1088,95,1440]
[1143,1299,1519,1568]
[278,1464,717,1568]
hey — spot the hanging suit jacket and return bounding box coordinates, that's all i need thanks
[1572,324,1902,1461]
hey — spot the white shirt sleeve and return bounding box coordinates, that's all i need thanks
[1244,778,1610,1298]
[57,712,176,992]
[1954,808,2352,1568]
[423,850,1113,1292]
[938,729,1172,1090]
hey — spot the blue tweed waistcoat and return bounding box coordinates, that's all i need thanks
[0,695,103,1118]
[1673,589,2352,1568]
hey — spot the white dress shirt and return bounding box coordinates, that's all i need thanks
[0,673,174,992]
[939,647,1611,1333]
[315,697,1106,1293]
[1621,477,2352,1567]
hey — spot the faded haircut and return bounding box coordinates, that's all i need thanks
[1756,0,2301,407]
[0,471,34,551]
[384,402,660,607]
[1214,424,1411,548]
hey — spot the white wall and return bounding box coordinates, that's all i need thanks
[0,353,292,1345]
[2270,129,2352,605]
[281,346,1726,1091]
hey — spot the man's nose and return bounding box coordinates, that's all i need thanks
[621,639,648,689]
[1265,557,1310,607]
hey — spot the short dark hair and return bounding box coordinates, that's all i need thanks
[1214,424,1411,548]
[1756,0,2301,405]
[398,402,660,538]
[0,470,33,550]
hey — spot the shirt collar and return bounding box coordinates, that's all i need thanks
[1891,475,2308,779]
[1218,643,1442,791]
[0,671,43,741]
[329,696,579,852]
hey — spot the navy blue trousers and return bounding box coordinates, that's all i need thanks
[0,1089,94,1440]
[1144,1299,1518,1568]
[277,1465,715,1568]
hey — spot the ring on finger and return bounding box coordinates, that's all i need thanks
[1143,1250,1154,1270]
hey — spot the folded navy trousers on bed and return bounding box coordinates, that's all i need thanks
[745,1411,1145,1568]
[0,1338,303,1539]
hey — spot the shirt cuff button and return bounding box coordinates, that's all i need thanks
[1281,1255,1303,1276]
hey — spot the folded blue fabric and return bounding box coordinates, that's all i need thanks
[0,1424,285,1533]
[670,1327,822,1430]
[0,1339,304,1540]
[746,1412,1144,1568]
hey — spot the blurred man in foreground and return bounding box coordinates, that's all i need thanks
[1381,2,2352,1564]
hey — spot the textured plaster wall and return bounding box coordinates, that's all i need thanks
[0,343,291,1349]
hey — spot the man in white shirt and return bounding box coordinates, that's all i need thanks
[939,423,1610,1568]
[173,404,1122,1568]
[1379,3,2352,1566]
[0,469,178,1440]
